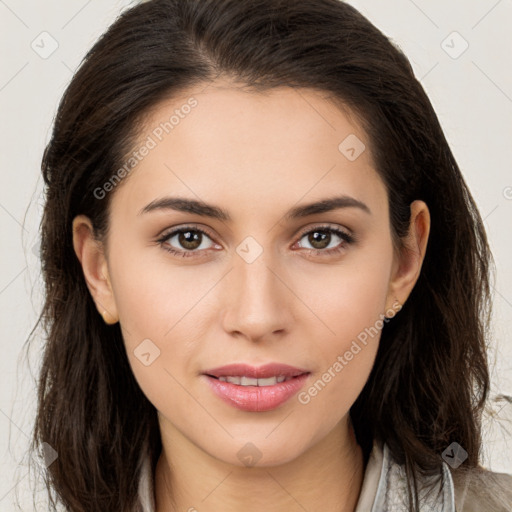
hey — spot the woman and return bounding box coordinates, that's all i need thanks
[30,0,512,510]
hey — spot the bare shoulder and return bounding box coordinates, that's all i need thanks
[452,467,512,512]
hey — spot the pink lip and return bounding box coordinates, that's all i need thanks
[202,363,311,412]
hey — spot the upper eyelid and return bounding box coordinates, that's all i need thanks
[157,224,216,242]
[296,223,352,238]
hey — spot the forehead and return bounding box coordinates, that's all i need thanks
[110,82,387,219]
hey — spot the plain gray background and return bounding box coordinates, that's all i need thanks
[1,0,511,509]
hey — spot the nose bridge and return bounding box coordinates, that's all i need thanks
[221,240,290,339]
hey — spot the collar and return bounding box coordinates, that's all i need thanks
[356,439,456,512]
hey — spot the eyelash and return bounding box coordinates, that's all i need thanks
[156,224,355,259]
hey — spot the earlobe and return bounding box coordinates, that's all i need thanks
[385,200,430,311]
[72,215,119,324]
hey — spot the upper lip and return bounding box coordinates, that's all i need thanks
[203,363,310,379]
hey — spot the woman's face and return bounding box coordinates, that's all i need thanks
[75,81,428,467]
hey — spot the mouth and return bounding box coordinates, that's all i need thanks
[205,374,306,386]
[201,363,311,412]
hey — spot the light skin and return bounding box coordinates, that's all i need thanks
[72,81,430,512]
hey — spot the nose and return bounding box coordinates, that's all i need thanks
[220,248,293,343]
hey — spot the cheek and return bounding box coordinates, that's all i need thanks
[109,243,215,340]
[297,241,393,353]
[108,249,221,406]
[293,241,393,410]
[294,293,384,441]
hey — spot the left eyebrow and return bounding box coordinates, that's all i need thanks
[138,194,371,220]
[283,195,371,220]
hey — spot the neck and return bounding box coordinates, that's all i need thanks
[155,416,365,512]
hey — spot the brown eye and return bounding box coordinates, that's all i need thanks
[174,230,203,250]
[157,226,218,257]
[306,230,332,250]
[295,225,355,256]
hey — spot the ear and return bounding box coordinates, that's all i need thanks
[72,215,119,325]
[385,200,430,312]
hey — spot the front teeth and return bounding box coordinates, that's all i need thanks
[218,375,289,386]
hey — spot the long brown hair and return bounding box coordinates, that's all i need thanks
[28,0,496,510]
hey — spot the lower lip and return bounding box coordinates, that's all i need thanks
[203,374,310,412]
